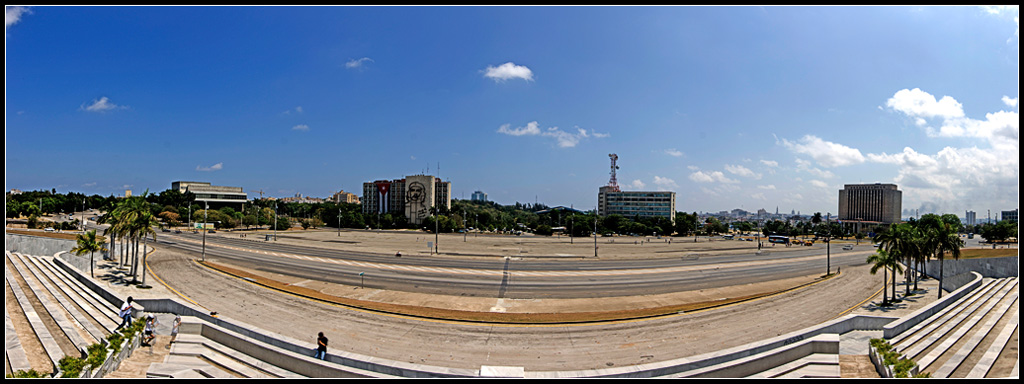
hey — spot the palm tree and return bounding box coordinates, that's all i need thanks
[874,224,914,298]
[867,249,900,306]
[71,229,108,278]
[932,222,964,299]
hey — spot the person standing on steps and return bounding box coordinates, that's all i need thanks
[115,296,134,330]
[315,332,328,360]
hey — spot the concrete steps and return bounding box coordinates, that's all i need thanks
[890,277,1019,378]
[149,332,306,378]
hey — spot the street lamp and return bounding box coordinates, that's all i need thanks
[338,208,342,237]
[826,213,831,276]
[274,203,278,241]
[201,201,208,262]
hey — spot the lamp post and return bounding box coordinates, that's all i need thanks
[338,208,342,237]
[826,213,831,276]
[274,203,278,241]
[593,213,598,258]
[201,202,208,262]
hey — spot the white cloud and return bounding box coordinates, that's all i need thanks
[876,89,1019,213]
[760,159,778,167]
[779,135,865,167]
[80,97,127,112]
[750,192,766,201]
[688,170,737,184]
[345,57,374,69]
[542,127,581,148]
[885,88,965,120]
[653,176,678,189]
[809,180,829,189]
[483,62,534,82]
[1002,96,1018,108]
[6,6,30,34]
[664,148,683,157]
[497,121,541,136]
[196,163,223,172]
[292,124,309,131]
[724,164,761,179]
[757,184,776,190]
[629,179,646,189]
[497,122,606,148]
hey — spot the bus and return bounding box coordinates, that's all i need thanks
[768,235,789,244]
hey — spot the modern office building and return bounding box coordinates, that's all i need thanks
[838,183,902,231]
[598,186,676,223]
[471,190,488,202]
[172,181,247,210]
[1001,209,1018,223]
[965,210,977,227]
[362,175,451,225]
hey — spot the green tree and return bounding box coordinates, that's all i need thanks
[867,249,901,306]
[71,229,108,278]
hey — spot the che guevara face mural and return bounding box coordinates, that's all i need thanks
[406,181,428,223]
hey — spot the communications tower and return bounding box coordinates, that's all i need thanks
[607,153,621,192]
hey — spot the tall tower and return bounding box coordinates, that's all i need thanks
[608,154,621,192]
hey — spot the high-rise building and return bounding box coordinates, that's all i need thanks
[471,190,488,202]
[837,183,902,225]
[598,186,676,223]
[362,175,451,225]
[1001,209,1018,223]
[172,181,246,210]
[965,210,977,226]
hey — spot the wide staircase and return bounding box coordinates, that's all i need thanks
[889,276,1019,378]
[4,251,307,378]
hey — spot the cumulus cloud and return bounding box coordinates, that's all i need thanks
[1002,96,1018,108]
[779,135,865,167]
[497,121,607,148]
[886,89,1019,151]
[757,184,776,190]
[724,164,761,179]
[292,124,310,131]
[497,121,541,136]
[885,88,965,120]
[877,89,1019,213]
[653,176,679,189]
[483,62,534,82]
[664,148,683,157]
[760,159,779,167]
[196,163,223,172]
[629,179,646,189]
[80,97,127,112]
[345,57,374,69]
[688,170,737,184]
[6,6,30,34]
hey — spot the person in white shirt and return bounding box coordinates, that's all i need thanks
[115,296,133,330]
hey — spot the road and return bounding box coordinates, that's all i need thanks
[149,230,872,300]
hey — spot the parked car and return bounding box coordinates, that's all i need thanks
[842,245,854,250]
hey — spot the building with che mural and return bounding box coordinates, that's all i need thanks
[362,175,451,225]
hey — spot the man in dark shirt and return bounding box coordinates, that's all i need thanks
[315,332,328,360]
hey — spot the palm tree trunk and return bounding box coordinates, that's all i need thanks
[882,267,888,305]
[938,256,944,299]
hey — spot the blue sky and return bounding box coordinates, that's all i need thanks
[5,6,1019,218]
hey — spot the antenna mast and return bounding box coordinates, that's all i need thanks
[608,154,621,192]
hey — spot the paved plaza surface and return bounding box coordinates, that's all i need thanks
[85,228,957,375]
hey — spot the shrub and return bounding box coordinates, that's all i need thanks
[58,355,86,378]
[7,369,46,378]
[86,342,108,369]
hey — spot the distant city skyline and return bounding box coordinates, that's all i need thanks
[5,6,1019,217]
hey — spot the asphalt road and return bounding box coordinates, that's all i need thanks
[150,230,873,299]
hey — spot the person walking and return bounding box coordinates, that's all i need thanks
[142,314,159,345]
[115,296,134,330]
[315,332,328,360]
